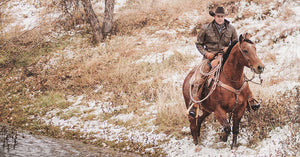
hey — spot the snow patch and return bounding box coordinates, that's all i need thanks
[135,49,174,64]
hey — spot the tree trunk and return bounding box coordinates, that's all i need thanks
[82,0,103,43]
[102,0,115,39]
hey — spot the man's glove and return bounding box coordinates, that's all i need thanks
[205,52,215,60]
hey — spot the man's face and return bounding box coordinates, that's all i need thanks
[214,14,225,25]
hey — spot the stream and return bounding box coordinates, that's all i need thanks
[0,124,139,157]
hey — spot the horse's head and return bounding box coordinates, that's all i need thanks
[238,33,265,74]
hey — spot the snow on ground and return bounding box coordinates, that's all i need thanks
[2,0,299,156]
[135,49,175,64]
[2,0,45,32]
[235,1,300,95]
[164,123,300,156]
[41,94,165,148]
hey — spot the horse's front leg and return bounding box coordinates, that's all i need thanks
[215,108,231,142]
[188,114,199,145]
[197,110,211,141]
[231,102,247,149]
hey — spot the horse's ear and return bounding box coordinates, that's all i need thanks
[209,11,215,17]
[239,34,244,43]
[245,33,251,40]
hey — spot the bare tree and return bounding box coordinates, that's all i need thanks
[102,0,115,39]
[80,0,115,43]
[82,0,103,43]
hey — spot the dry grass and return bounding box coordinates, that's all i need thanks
[243,87,299,147]
[155,89,188,135]
[0,2,63,68]
[0,0,299,155]
[113,0,215,35]
[279,7,296,20]
[60,108,81,120]
[264,52,276,62]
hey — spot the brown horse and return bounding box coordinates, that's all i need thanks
[182,33,264,149]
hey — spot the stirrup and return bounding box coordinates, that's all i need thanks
[248,98,260,111]
[188,102,197,118]
[188,104,202,119]
[189,110,196,118]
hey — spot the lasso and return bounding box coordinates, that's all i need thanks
[186,58,222,115]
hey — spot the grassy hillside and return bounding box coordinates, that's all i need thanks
[1,0,299,156]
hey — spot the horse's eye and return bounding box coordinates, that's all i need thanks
[243,50,248,53]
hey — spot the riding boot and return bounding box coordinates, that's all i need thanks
[190,79,206,118]
[189,84,199,118]
[192,84,200,100]
[247,97,260,111]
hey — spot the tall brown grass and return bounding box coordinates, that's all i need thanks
[0,0,298,154]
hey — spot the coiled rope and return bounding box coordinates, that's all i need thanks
[186,58,222,115]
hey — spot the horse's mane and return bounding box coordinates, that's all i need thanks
[244,39,254,44]
[222,40,238,67]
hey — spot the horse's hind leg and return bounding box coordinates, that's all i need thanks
[215,108,231,142]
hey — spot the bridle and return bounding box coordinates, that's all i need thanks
[238,42,252,68]
[238,40,263,85]
[222,40,263,84]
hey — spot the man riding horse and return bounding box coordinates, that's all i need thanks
[190,7,260,118]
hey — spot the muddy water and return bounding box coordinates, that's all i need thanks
[0,125,139,157]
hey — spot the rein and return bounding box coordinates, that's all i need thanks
[245,72,263,85]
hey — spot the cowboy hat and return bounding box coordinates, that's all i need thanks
[209,7,228,17]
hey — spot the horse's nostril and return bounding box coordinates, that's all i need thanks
[258,65,264,72]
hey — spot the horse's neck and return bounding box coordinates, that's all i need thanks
[222,46,244,84]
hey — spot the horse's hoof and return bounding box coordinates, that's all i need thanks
[248,99,261,111]
[195,145,201,152]
[189,111,196,118]
[231,145,238,150]
[219,136,227,142]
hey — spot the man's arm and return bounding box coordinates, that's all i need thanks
[195,25,218,60]
[231,27,238,42]
[195,25,208,56]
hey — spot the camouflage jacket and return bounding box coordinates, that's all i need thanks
[195,19,238,58]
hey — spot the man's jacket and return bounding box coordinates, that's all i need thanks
[195,19,238,58]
